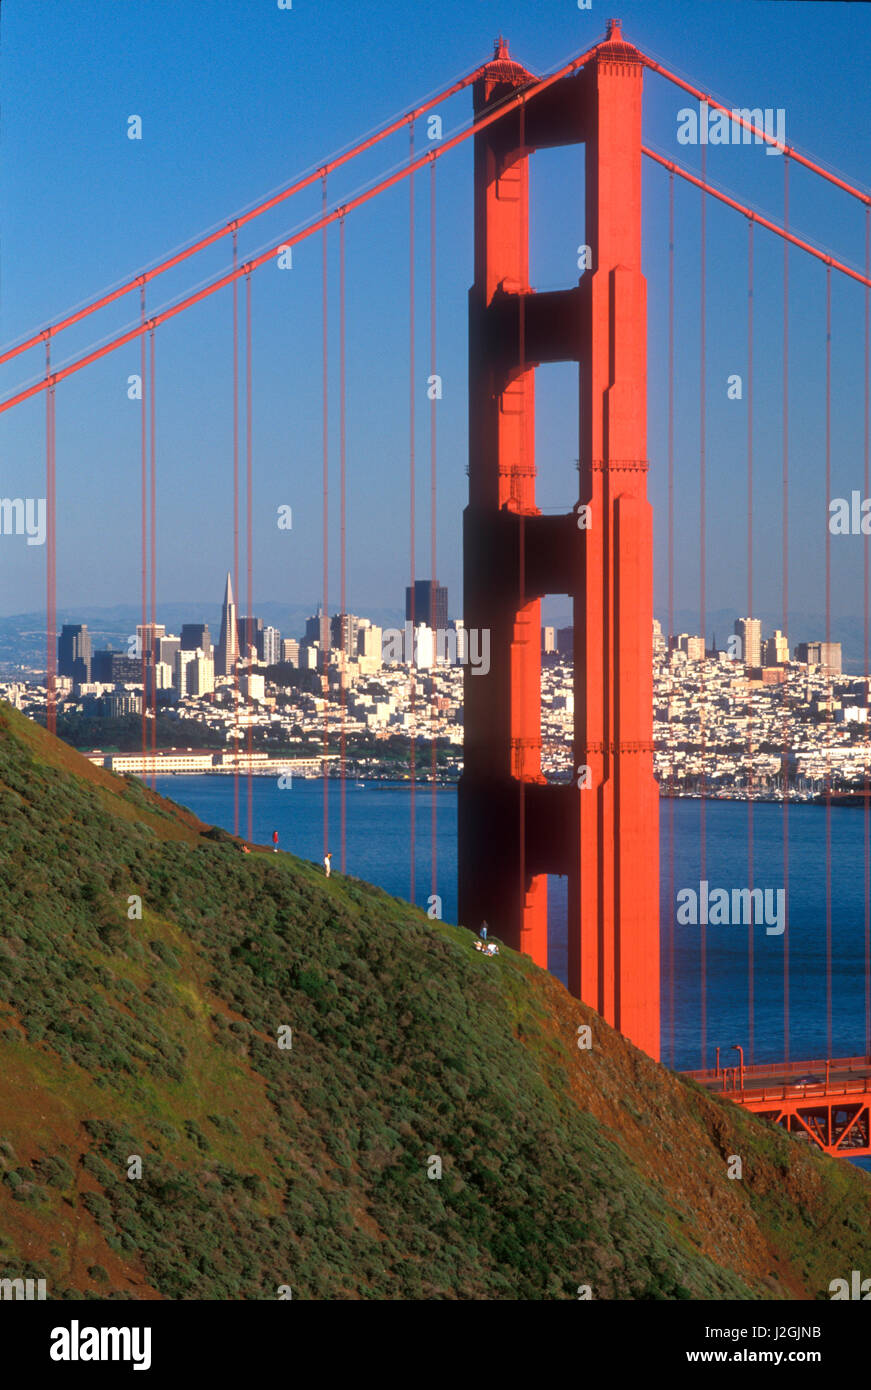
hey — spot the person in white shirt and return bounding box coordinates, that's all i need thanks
[324,852,332,878]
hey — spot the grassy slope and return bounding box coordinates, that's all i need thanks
[0,699,868,1300]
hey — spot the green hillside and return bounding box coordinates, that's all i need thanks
[0,699,867,1300]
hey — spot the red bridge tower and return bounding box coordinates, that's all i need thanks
[458,22,660,1059]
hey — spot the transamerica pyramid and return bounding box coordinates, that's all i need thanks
[215,571,239,676]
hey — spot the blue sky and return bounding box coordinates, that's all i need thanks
[1,0,870,642]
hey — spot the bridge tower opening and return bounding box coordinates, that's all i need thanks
[458,22,660,1059]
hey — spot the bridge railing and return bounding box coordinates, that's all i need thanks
[739,1077,871,1106]
[683,1054,871,1084]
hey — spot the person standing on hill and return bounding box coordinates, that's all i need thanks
[324,851,332,878]
[272,830,279,854]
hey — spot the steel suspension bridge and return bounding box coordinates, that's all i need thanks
[2,19,871,1157]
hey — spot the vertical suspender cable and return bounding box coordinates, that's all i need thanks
[339,217,347,874]
[699,148,707,1068]
[140,287,148,768]
[825,264,833,1058]
[246,271,254,846]
[430,159,438,903]
[667,171,675,1067]
[747,217,755,1065]
[49,372,56,735]
[322,177,330,859]
[45,337,56,736]
[518,99,527,962]
[408,123,417,904]
[149,328,157,788]
[232,230,240,837]
[865,204,870,1058]
[782,157,791,1061]
[518,365,526,956]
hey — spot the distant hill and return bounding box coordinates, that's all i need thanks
[664,609,871,674]
[4,603,870,673]
[0,603,407,671]
[0,699,868,1300]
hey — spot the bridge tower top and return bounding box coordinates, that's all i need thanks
[482,35,534,89]
[599,17,643,63]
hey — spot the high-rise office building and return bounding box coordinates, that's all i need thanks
[174,648,214,698]
[262,625,281,666]
[136,623,166,659]
[102,691,141,717]
[173,649,188,697]
[541,626,556,654]
[669,633,705,660]
[762,630,790,666]
[305,606,330,650]
[357,626,382,661]
[188,652,214,697]
[180,624,211,656]
[154,661,174,691]
[557,626,573,658]
[406,579,448,633]
[331,612,359,657]
[281,638,300,666]
[734,617,762,668]
[91,650,142,683]
[215,572,239,676]
[237,615,263,660]
[241,672,265,703]
[797,640,842,674]
[157,634,181,669]
[58,624,91,684]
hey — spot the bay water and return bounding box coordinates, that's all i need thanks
[154,777,870,1077]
